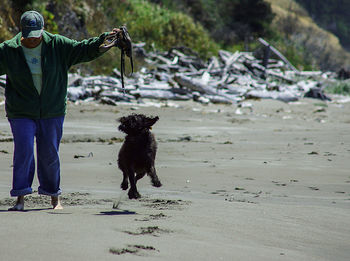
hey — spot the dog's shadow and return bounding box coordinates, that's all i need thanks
[96,210,136,216]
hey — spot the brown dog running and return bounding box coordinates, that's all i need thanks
[117,114,162,199]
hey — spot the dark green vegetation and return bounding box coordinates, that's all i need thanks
[150,0,275,46]
[1,0,221,74]
[1,0,350,74]
[325,81,350,96]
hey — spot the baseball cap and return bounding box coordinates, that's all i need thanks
[20,11,44,38]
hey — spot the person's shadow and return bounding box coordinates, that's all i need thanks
[0,207,52,213]
[0,208,136,215]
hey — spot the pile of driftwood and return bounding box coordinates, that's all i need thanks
[0,39,333,105]
[68,39,334,105]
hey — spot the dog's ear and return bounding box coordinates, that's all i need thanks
[118,116,128,133]
[152,116,159,124]
[145,116,159,128]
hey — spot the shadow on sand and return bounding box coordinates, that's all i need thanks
[0,207,53,213]
[97,210,136,216]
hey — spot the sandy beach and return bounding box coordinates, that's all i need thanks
[0,97,349,261]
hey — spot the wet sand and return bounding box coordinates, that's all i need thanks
[0,97,349,260]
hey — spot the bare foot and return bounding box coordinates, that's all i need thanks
[8,196,24,211]
[51,196,63,210]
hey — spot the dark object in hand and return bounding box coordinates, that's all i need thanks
[100,26,134,93]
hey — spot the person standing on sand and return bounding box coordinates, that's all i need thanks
[0,10,117,211]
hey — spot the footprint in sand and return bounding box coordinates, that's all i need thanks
[272,181,287,186]
[135,213,168,222]
[139,198,190,210]
[123,226,172,237]
[109,244,158,256]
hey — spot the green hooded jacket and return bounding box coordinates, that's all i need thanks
[0,31,108,119]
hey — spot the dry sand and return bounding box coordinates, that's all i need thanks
[0,97,349,261]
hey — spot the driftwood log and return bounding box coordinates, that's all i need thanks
[258,38,299,73]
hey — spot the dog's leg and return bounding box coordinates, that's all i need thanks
[148,166,162,187]
[120,171,129,190]
[119,154,129,190]
[119,163,129,190]
[127,169,141,199]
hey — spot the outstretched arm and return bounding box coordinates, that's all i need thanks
[64,29,119,68]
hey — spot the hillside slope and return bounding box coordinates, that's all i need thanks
[265,0,350,71]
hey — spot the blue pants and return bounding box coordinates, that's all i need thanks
[8,116,64,197]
